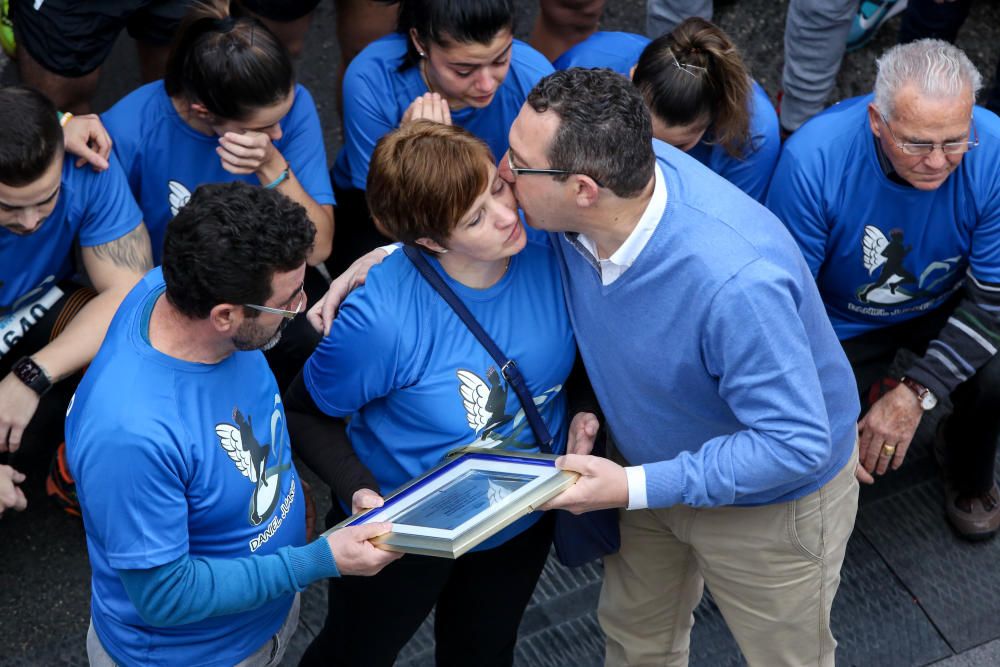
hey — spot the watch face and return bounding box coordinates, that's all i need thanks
[922,393,938,410]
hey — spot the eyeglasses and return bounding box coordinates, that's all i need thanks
[878,111,979,156]
[506,151,605,188]
[244,284,305,320]
[670,53,707,78]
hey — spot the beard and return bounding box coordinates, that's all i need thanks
[233,316,288,352]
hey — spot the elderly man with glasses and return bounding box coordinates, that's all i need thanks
[768,39,1000,540]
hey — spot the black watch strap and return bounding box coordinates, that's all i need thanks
[12,356,52,397]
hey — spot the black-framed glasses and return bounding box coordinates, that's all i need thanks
[506,151,604,188]
[244,284,305,320]
[878,111,979,156]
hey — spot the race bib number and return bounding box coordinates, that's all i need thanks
[0,284,64,359]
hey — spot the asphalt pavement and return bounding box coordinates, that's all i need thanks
[2,1,1000,665]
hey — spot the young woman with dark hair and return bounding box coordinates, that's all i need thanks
[101,0,334,390]
[290,121,576,666]
[101,0,334,266]
[555,17,780,202]
[328,0,553,274]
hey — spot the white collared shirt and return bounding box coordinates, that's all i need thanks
[573,164,667,286]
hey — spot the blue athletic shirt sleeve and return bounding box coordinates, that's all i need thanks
[642,259,835,508]
[303,264,406,416]
[764,148,828,278]
[340,41,409,191]
[117,539,337,627]
[70,153,144,248]
[280,85,335,206]
[552,31,650,76]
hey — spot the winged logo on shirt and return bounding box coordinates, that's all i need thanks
[168,180,191,217]
[457,367,514,440]
[857,225,960,305]
[216,407,281,526]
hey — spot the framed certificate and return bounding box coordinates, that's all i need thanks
[325,447,578,558]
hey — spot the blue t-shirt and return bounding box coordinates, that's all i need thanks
[303,238,574,548]
[0,156,142,315]
[67,268,306,667]
[554,142,858,509]
[555,31,780,202]
[332,33,553,191]
[766,94,1000,340]
[553,30,650,76]
[102,81,334,262]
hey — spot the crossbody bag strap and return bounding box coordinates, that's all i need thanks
[403,245,554,453]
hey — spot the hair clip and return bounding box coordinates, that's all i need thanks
[670,52,707,77]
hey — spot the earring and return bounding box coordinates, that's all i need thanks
[418,51,426,58]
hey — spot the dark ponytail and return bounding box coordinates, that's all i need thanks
[633,17,752,159]
[396,0,514,71]
[164,0,294,121]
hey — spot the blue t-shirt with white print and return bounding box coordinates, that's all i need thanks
[102,81,334,262]
[0,155,141,353]
[303,237,574,549]
[767,94,1000,339]
[555,31,780,201]
[332,33,553,191]
[67,268,306,666]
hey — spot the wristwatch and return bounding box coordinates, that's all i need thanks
[12,356,52,397]
[900,376,937,411]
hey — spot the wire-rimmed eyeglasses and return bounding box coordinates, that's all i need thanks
[878,111,979,156]
[244,284,305,320]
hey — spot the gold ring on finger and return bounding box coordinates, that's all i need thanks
[881,444,897,457]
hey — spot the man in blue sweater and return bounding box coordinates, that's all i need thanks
[767,40,1000,541]
[507,69,860,666]
[67,182,400,666]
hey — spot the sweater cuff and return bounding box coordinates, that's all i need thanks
[286,538,340,588]
[642,459,685,509]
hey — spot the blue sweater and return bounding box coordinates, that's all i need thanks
[554,142,859,509]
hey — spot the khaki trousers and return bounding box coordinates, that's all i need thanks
[600,447,859,667]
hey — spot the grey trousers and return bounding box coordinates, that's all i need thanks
[645,0,856,132]
[781,0,857,131]
[645,0,712,38]
[86,593,301,667]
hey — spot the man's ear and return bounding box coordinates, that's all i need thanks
[209,303,240,334]
[573,175,601,208]
[867,103,882,139]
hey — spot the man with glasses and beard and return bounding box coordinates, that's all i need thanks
[768,39,1000,541]
[66,181,400,667]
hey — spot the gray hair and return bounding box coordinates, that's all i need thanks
[874,39,982,118]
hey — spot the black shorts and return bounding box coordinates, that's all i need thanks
[11,0,194,77]
[236,0,322,23]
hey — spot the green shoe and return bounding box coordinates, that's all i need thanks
[1,0,15,59]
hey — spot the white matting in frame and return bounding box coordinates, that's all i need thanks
[326,447,577,558]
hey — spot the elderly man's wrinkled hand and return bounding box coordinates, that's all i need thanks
[858,384,923,478]
[540,454,628,514]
